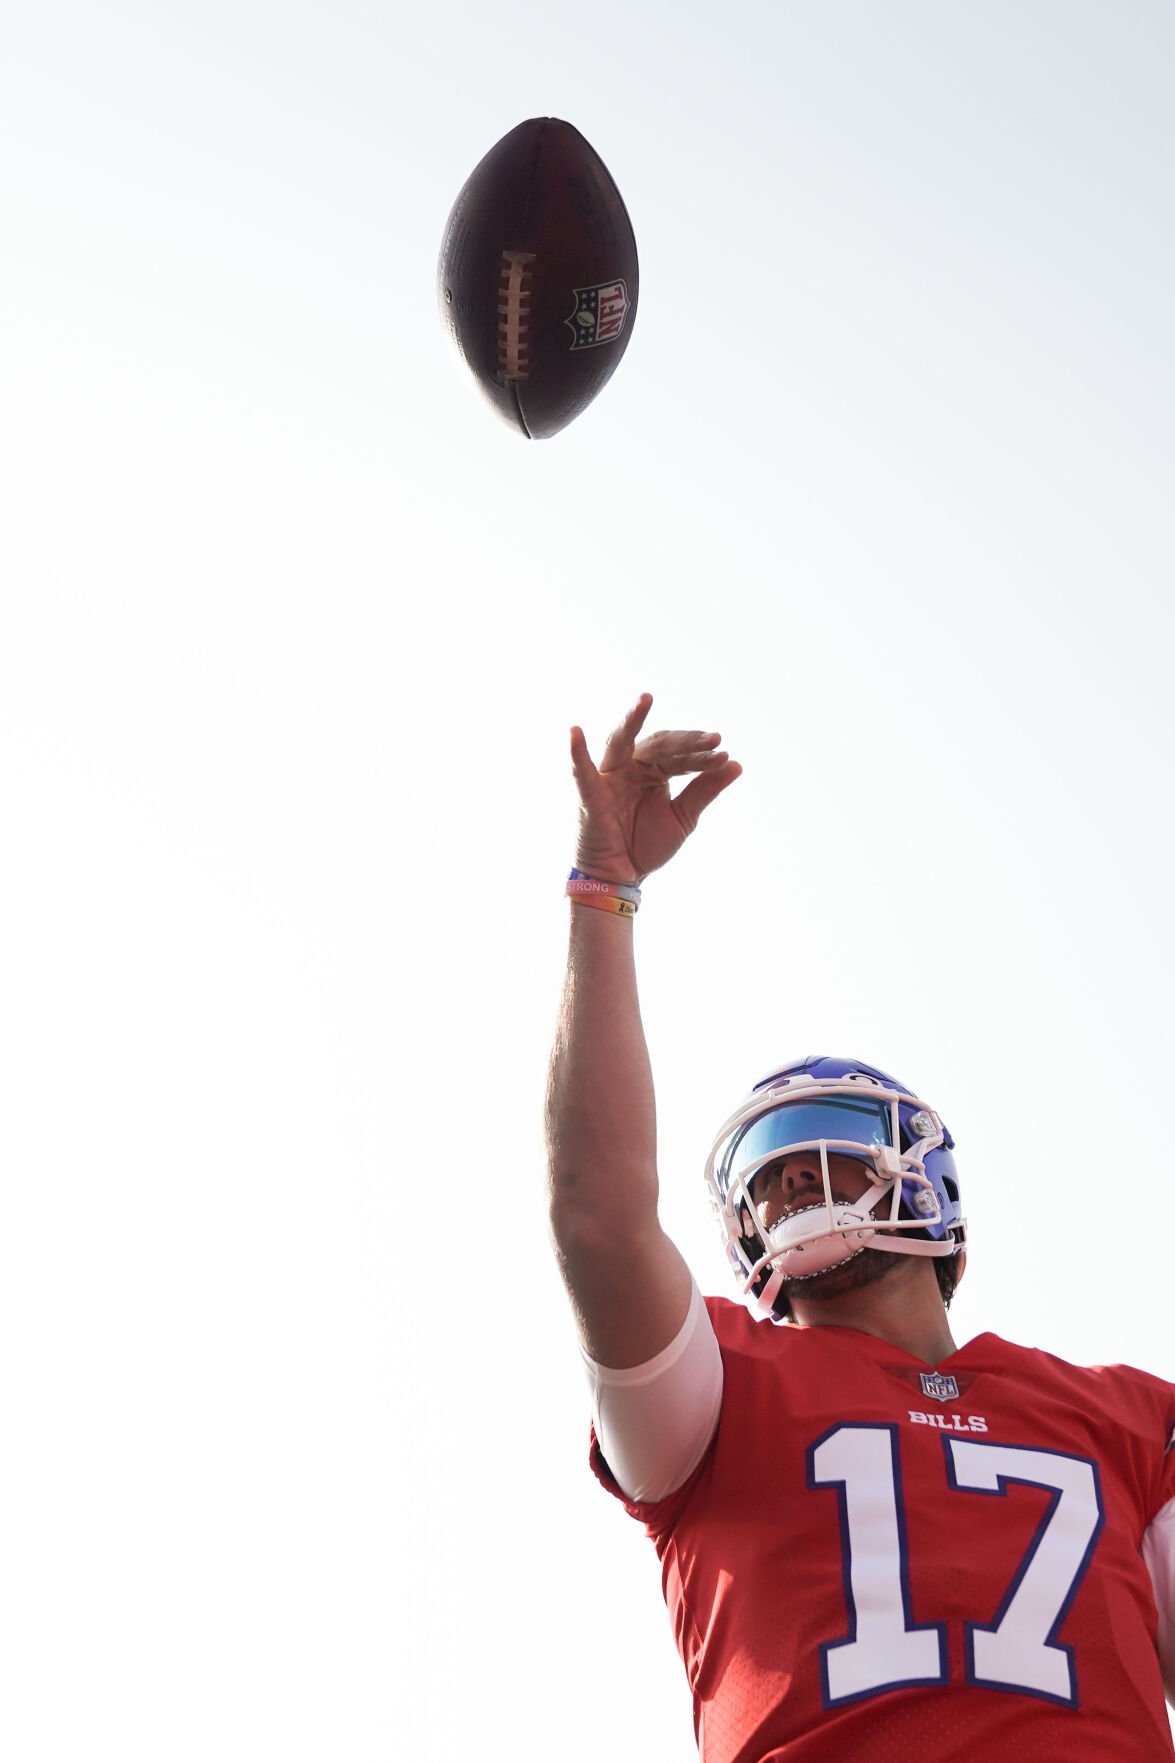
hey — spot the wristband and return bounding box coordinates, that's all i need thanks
[566,868,640,915]
[568,889,637,916]
[567,868,641,906]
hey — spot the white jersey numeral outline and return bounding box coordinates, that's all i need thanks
[807,1424,1104,1708]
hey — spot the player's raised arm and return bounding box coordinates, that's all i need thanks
[545,694,741,1368]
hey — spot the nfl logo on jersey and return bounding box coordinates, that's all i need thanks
[920,1371,960,1403]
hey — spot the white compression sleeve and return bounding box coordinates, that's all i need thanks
[582,1277,724,1503]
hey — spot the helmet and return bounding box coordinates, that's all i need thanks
[704,1055,966,1321]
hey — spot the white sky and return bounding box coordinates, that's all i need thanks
[3,2,1174,1758]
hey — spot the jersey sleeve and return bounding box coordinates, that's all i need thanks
[1102,1364,1175,1705]
[1142,1498,1175,1703]
[1157,1417,1175,1511]
[584,1275,723,1505]
[1140,1411,1175,1703]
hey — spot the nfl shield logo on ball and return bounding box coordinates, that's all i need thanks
[565,280,631,350]
[920,1371,960,1403]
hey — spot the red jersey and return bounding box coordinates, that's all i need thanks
[591,1300,1175,1761]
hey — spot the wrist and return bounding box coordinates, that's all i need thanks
[567,867,641,916]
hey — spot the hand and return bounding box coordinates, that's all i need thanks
[570,693,742,885]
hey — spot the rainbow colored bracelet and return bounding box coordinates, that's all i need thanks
[566,868,641,915]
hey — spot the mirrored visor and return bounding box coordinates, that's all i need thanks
[722,1095,893,1192]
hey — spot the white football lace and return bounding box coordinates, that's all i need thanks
[497,250,535,382]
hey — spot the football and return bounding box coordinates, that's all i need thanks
[438,118,639,439]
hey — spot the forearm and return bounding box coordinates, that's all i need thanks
[546,903,658,1236]
[545,698,738,1363]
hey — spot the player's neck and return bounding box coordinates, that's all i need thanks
[788,1260,958,1366]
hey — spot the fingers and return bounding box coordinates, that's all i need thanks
[580,698,737,792]
[635,728,724,778]
[599,693,654,772]
[671,760,743,833]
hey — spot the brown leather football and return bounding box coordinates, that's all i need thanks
[438,118,639,439]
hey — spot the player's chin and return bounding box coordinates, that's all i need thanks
[785,1245,906,1302]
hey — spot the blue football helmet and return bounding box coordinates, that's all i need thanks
[704,1055,966,1321]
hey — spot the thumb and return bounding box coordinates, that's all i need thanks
[570,726,602,801]
[672,760,742,834]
